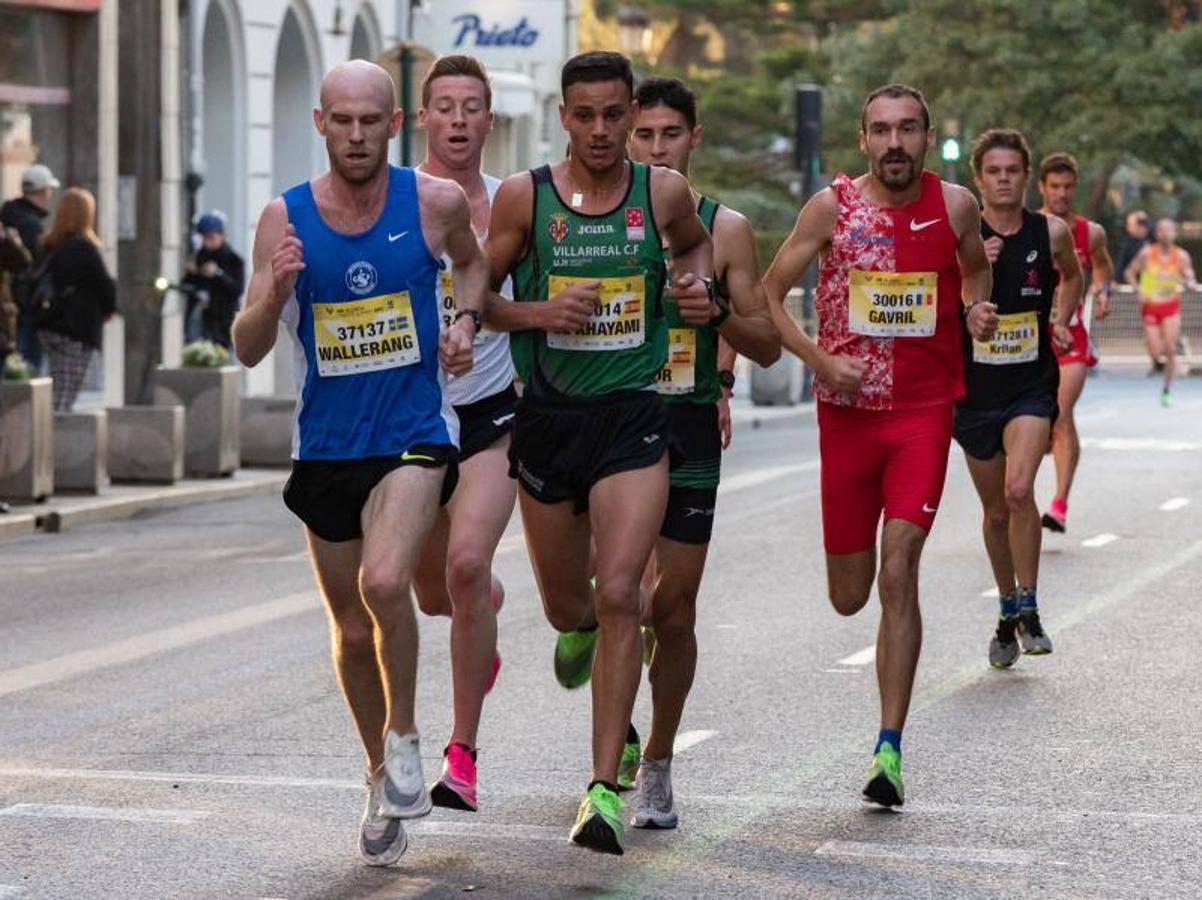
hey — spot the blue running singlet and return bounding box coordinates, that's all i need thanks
[281,166,457,460]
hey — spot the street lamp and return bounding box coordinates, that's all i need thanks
[617,5,652,58]
[940,117,961,183]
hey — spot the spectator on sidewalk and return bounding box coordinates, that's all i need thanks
[182,211,244,349]
[1,226,31,367]
[36,187,116,412]
[1,164,59,373]
[1117,210,1150,280]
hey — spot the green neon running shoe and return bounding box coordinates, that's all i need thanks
[570,783,625,855]
[862,742,904,807]
[553,628,598,690]
[617,734,641,791]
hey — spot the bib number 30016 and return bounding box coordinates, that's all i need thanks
[312,292,421,377]
[848,270,938,337]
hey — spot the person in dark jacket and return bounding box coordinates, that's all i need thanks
[1,164,59,371]
[36,187,116,412]
[182,210,245,348]
[1116,210,1150,283]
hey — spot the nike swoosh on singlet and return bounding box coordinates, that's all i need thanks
[922,503,938,514]
[401,450,436,463]
[909,218,941,232]
[388,231,409,242]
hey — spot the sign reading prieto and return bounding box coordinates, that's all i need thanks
[412,0,566,65]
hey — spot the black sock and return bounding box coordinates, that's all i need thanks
[588,779,620,794]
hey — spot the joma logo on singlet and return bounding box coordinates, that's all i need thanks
[578,223,615,236]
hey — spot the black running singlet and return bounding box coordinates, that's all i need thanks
[961,209,1060,409]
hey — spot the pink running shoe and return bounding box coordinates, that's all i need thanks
[1041,497,1067,533]
[485,577,504,694]
[430,742,478,812]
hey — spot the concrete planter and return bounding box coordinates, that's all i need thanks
[240,395,295,468]
[0,377,54,502]
[54,409,109,493]
[107,405,185,484]
[153,366,240,477]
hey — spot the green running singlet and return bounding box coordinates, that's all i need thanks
[510,161,668,398]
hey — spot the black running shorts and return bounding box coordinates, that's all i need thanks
[455,384,518,462]
[508,389,671,514]
[283,444,458,543]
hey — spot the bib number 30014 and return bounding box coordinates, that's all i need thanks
[546,273,646,351]
[848,270,938,337]
[312,292,421,377]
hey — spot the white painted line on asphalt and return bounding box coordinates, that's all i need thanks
[814,840,1035,866]
[820,668,862,674]
[495,532,527,555]
[981,587,1000,598]
[1160,497,1190,512]
[1081,533,1119,548]
[0,803,209,825]
[835,645,876,667]
[0,886,23,899]
[0,592,319,698]
[715,624,737,630]
[0,766,360,791]
[1081,437,1202,452]
[717,460,818,497]
[673,730,718,754]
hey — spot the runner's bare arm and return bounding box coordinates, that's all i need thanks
[420,175,486,375]
[761,190,838,365]
[653,166,712,283]
[709,207,780,367]
[482,173,595,334]
[946,185,996,341]
[232,198,300,368]
[717,335,736,449]
[1181,249,1200,290]
[1124,245,1148,285]
[1088,222,1115,317]
[1049,215,1084,347]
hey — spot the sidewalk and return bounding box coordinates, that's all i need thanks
[0,468,288,541]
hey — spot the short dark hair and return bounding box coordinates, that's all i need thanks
[861,83,930,133]
[1038,151,1079,182]
[422,54,491,109]
[634,76,697,130]
[562,51,634,100]
[971,128,1031,174]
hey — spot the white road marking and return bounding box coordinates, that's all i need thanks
[814,840,1036,866]
[0,766,361,791]
[717,460,818,497]
[673,729,718,754]
[0,887,23,899]
[495,532,526,555]
[715,624,737,630]
[1081,533,1119,548]
[0,592,319,698]
[835,645,876,667]
[1160,497,1190,512]
[981,587,1000,598]
[1081,437,1202,452]
[0,803,209,825]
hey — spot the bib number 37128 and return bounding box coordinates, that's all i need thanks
[848,270,938,338]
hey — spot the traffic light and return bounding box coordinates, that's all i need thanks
[941,138,961,162]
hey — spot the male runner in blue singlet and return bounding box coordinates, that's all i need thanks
[232,60,488,867]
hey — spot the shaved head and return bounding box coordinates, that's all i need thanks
[320,60,397,114]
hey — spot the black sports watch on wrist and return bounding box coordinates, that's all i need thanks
[453,308,481,334]
[718,369,736,391]
[707,277,731,327]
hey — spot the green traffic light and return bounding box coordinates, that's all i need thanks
[941,138,961,162]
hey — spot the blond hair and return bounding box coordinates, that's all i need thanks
[43,187,101,251]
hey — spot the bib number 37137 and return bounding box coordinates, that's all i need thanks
[312,292,421,377]
[848,270,937,338]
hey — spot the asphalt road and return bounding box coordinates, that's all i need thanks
[2,370,1201,899]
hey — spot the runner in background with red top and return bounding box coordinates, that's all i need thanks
[763,84,994,808]
[1035,152,1115,533]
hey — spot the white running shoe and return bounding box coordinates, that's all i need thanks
[631,756,678,829]
[359,770,408,866]
[379,730,433,819]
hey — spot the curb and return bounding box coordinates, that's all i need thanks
[2,471,289,540]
